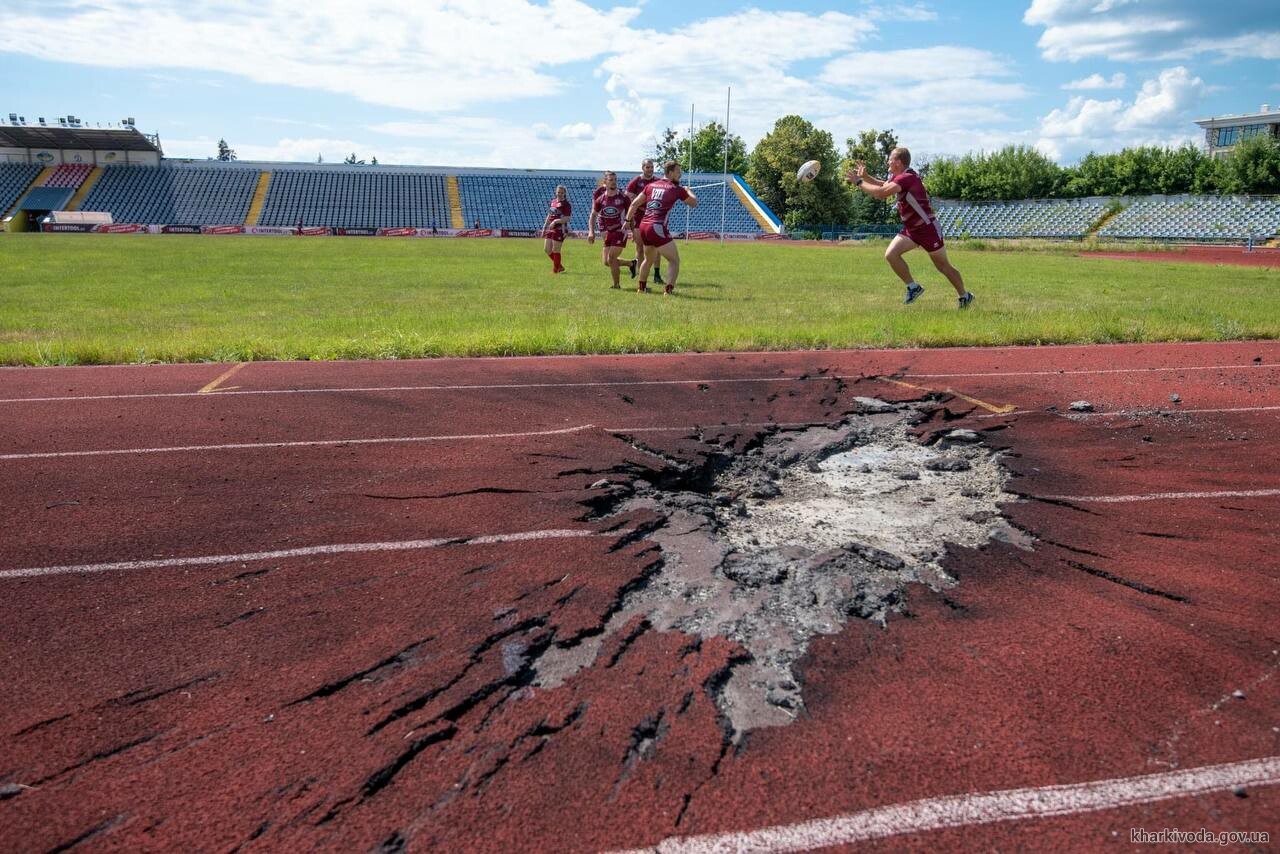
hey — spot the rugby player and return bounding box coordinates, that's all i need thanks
[625,160,698,295]
[849,147,974,308]
[625,159,663,285]
[587,171,637,288]
[542,184,572,273]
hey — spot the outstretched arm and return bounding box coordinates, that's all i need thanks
[626,193,646,223]
[684,189,699,208]
[845,160,899,200]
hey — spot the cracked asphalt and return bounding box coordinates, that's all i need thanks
[1,342,1277,851]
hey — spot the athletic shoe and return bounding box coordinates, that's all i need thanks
[664,284,674,295]
[637,283,648,293]
[654,269,665,285]
[628,259,637,279]
[957,291,975,309]
[904,282,924,304]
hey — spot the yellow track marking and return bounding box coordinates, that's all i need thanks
[198,362,247,394]
[882,378,1017,414]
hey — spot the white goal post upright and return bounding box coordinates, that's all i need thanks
[721,86,730,246]
[685,103,694,242]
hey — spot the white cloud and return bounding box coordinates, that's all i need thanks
[597,9,874,144]
[1024,0,1280,62]
[0,0,642,112]
[1035,66,1206,161]
[1062,72,1127,90]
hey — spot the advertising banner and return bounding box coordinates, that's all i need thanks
[754,233,786,240]
[298,226,332,236]
[95,223,147,233]
[161,224,202,234]
[202,225,245,235]
[245,226,296,236]
[42,222,96,232]
[455,228,496,238]
[377,227,417,237]
[335,227,378,236]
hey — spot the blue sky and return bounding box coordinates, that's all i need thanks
[1,0,1276,169]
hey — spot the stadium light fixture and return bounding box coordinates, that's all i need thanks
[7,113,15,124]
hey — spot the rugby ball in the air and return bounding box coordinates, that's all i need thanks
[796,159,821,182]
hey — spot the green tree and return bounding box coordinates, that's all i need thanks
[652,122,749,174]
[652,128,682,165]
[343,152,365,165]
[370,156,379,166]
[1224,133,1280,194]
[746,115,851,228]
[215,138,236,161]
[925,146,1064,200]
[842,128,898,224]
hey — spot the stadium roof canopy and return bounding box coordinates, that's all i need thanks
[0,124,160,153]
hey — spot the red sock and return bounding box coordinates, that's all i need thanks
[552,252,562,270]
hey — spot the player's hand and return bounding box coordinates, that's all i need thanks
[587,231,595,244]
[855,160,868,179]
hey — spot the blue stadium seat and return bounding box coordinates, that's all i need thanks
[258,169,449,228]
[1098,195,1280,242]
[0,163,43,214]
[934,198,1109,239]
[80,164,257,224]
[457,171,763,234]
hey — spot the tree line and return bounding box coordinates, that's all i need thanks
[738,116,1280,228]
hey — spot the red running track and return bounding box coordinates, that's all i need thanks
[1,342,1278,852]
[1087,245,1280,267]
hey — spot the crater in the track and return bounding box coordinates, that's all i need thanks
[533,399,1027,738]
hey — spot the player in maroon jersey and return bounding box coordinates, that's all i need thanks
[542,184,572,273]
[625,160,698,295]
[625,159,664,285]
[588,171,638,288]
[849,146,973,308]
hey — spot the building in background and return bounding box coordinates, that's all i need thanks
[1195,105,1280,158]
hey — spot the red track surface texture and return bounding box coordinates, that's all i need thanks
[1,343,1278,852]
[1088,245,1280,267]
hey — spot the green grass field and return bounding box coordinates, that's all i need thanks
[0,233,1275,365]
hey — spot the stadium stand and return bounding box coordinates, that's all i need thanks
[1098,195,1280,242]
[42,163,93,189]
[934,198,1110,239]
[258,169,450,228]
[18,186,75,211]
[457,171,764,234]
[0,163,42,214]
[79,164,258,224]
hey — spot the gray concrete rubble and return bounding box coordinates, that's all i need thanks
[533,399,1026,738]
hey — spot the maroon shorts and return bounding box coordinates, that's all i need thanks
[543,227,565,242]
[638,221,673,248]
[603,229,627,248]
[899,220,944,252]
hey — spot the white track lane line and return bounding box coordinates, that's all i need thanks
[617,755,1280,854]
[1041,488,1280,503]
[0,376,842,404]
[0,363,1273,405]
[0,422,819,461]
[0,528,611,580]
[907,363,1277,379]
[0,424,598,461]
